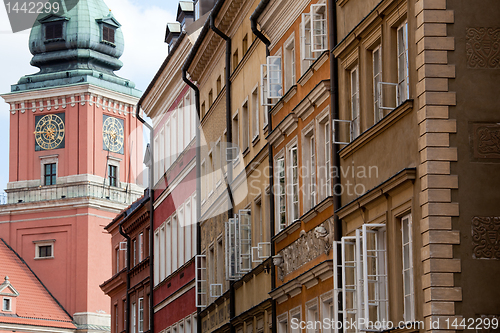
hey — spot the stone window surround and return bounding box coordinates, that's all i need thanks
[33,239,55,260]
[107,156,122,188]
[39,154,58,186]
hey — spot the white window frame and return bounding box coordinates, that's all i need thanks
[333,224,389,332]
[238,209,252,272]
[34,240,54,259]
[131,302,136,333]
[241,99,250,151]
[397,21,409,104]
[306,298,319,333]
[350,65,360,139]
[39,154,58,186]
[225,218,239,280]
[154,230,159,285]
[2,297,12,312]
[275,153,286,232]
[138,297,144,333]
[320,292,334,333]
[288,145,300,223]
[289,306,301,333]
[138,232,143,263]
[267,56,283,99]
[277,312,288,333]
[310,3,328,53]
[300,12,314,75]
[284,34,296,92]
[372,45,383,123]
[195,255,207,307]
[251,87,260,142]
[402,213,414,323]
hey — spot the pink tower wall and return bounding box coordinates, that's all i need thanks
[1,90,142,317]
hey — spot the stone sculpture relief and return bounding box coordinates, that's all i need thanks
[473,123,500,158]
[472,216,500,259]
[275,219,333,280]
[466,27,500,69]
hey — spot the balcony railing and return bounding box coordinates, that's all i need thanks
[1,183,142,205]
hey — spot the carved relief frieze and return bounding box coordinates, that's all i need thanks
[276,219,334,280]
[472,216,500,259]
[473,123,500,159]
[466,27,500,69]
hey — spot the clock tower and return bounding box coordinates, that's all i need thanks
[0,0,143,330]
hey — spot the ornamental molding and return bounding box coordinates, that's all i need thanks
[473,123,500,159]
[472,216,500,259]
[276,219,334,281]
[466,27,500,69]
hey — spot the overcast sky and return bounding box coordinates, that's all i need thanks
[0,0,180,194]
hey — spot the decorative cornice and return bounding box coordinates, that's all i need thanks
[336,168,416,219]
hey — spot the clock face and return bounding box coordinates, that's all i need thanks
[34,113,65,151]
[103,115,124,154]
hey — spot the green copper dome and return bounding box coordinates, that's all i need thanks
[12,0,140,97]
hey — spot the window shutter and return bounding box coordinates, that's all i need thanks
[54,23,63,39]
[103,26,109,41]
[238,209,252,273]
[266,56,283,99]
[310,4,328,52]
[333,241,342,333]
[46,25,54,40]
[195,255,207,307]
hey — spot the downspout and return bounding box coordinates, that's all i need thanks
[182,65,202,333]
[209,14,234,215]
[119,222,131,333]
[209,12,237,331]
[328,0,341,241]
[136,103,154,333]
[250,4,277,333]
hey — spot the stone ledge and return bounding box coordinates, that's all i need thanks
[422,258,461,274]
[422,230,460,245]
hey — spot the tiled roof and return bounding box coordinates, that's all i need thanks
[0,239,76,330]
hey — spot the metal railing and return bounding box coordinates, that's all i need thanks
[1,183,142,205]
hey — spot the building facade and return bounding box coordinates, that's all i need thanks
[0,0,144,330]
[255,0,335,332]
[101,194,151,333]
[142,3,199,333]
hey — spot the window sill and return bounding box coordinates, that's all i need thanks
[35,256,54,260]
[300,196,334,224]
[298,51,329,87]
[339,100,413,159]
[44,38,65,44]
[252,135,260,146]
[100,40,116,48]
[272,219,302,244]
[242,147,250,158]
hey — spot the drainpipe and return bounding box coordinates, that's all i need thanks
[182,65,202,333]
[119,222,131,333]
[209,14,234,216]
[209,12,237,331]
[136,103,154,333]
[328,0,341,241]
[250,5,277,333]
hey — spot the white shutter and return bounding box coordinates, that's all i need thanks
[332,119,352,145]
[258,242,271,259]
[238,209,252,273]
[333,241,341,333]
[210,284,223,298]
[378,82,399,111]
[341,236,358,331]
[360,224,388,329]
[225,218,239,280]
[195,255,207,307]
[310,4,328,53]
[260,64,273,107]
[266,56,283,99]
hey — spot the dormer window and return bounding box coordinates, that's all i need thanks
[3,298,11,311]
[96,14,121,47]
[39,14,69,43]
[102,25,115,44]
[45,22,63,40]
